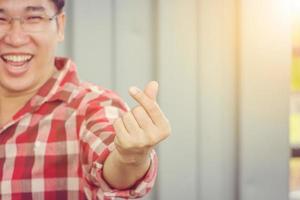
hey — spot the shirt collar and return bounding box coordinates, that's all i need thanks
[13,57,80,120]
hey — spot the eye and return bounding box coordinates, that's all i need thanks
[0,16,9,24]
[25,15,44,23]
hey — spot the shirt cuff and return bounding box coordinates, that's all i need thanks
[91,146,158,199]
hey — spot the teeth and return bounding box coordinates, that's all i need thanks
[3,55,32,62]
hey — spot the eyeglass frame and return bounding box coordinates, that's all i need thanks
[0,12,61,33]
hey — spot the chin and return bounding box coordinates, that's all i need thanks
[0,78,37,94]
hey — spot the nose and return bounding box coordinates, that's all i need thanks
[3,20,30,47]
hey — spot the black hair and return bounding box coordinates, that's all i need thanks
[51,0,65,13]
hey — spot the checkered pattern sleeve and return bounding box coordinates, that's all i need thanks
[79,89,158,199]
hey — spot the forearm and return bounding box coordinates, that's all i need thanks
[103,149,151,190]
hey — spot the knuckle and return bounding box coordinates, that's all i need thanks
[134,90,144,99]
[163,131,171,139]
[143,131,157,146]
[135,142,145,149]
[122,112,131,120]
[161,125,171,139]
[114,136,124,148]
[165,123,172,133]
[130,139,145,149]
[114,118,121,125]
[147,102,158,114]
[113,136,120,145]
[147,136,157,146]
[130,137,144,148]
[132,136,149,149]
[121,140,133,150]
[132,106,144,115]
[163,119,171,131]
[113,119,122,129]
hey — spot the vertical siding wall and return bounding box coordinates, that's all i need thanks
[238,0,291,199]
[56,0,291,199]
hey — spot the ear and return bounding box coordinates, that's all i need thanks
[56,12,66,42]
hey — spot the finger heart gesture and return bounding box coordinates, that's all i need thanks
[113,81,171,165]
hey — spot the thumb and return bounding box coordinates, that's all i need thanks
[144,81,159,101]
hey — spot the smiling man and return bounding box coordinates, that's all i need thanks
[0,0,170,199]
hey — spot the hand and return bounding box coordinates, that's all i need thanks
[113,81,171,166]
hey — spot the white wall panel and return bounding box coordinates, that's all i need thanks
[114,0,155,107]
[72,0,114,88]
[157,0,199,199]
[239,0,291,199]
[197,0,238,199]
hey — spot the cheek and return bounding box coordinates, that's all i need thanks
[34,37,59,60]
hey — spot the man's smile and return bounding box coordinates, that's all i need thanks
[0,53,34,76]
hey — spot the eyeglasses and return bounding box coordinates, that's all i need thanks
[0,13,59,33]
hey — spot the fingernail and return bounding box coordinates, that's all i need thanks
[151,81,159,89]
[129,86,140,95]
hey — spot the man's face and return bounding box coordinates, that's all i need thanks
[0,0,65,96]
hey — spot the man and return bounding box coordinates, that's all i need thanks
[0,0,170,199]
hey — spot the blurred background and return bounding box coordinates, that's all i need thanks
[290,0,300,200]
[56,0,298,200]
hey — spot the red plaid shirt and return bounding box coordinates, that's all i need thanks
[0,58,157,200]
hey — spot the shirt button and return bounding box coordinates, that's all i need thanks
[35,141,41,147]
[34,141,41,152]
[129,190,138,197]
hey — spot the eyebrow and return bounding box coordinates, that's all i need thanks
[25,6,46,12]
[0,6,46,14]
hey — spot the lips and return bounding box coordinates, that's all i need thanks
[0,53,34,76]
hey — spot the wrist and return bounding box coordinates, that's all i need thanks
[113,149,151,167]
